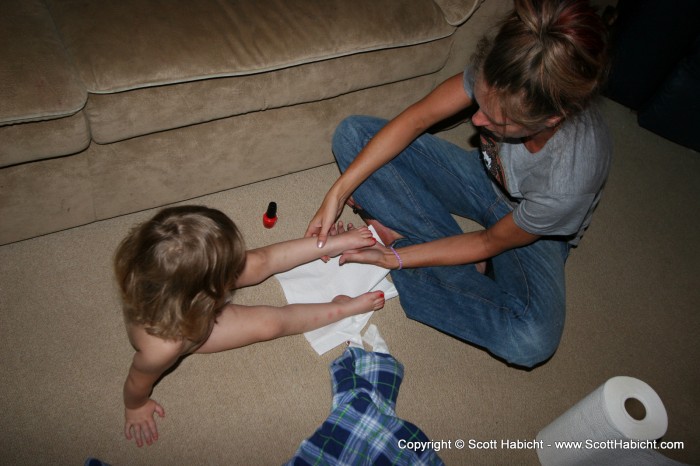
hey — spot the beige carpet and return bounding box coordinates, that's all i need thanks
[0,98,698,465]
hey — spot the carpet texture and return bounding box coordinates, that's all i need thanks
[0,98,698,465]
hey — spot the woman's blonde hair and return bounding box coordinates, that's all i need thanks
[472,0,609,129]
[114,206,246,342]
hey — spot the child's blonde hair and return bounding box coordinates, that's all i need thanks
[115,205,246,342]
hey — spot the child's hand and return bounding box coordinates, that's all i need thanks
[124,399,165,447]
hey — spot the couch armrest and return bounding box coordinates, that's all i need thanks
[432,0,486,26]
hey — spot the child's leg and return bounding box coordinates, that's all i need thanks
[195,291,385,353]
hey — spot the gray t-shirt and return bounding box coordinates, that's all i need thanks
[463,68,612,245]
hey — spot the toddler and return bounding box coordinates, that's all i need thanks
[114,205,384,447]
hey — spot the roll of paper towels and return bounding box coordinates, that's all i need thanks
[536,376,685,465]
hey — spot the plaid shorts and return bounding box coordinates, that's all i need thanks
[286,347,444,466]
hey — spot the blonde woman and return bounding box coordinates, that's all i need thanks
[306,0,611,368]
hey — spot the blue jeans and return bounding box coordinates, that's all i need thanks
[333,116,570,368]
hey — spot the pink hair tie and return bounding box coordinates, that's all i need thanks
[389,246,403,271]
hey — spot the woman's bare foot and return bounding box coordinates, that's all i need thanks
[332,291,385,314]
[346,198,404,246]
[328,220,344,237]
[365,219,403,247]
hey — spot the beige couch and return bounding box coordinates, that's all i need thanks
[0,0,508,245]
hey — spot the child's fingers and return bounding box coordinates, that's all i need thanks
[125,419,160,447]
[133,421,155,446]
[143,429,153,446]
[147,419,159,443]
[132,425,144,447]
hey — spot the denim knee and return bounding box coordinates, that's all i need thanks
[332,116,385,171]
[503,322,563,368]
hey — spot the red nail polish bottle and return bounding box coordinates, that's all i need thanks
[263,202,278,228]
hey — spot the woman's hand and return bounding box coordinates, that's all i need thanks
[340,243,397,269]
[305,73,469,249]
[305,189,347,248]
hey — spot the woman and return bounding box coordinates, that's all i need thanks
[305,0,611,368]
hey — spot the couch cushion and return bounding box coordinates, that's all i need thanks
[0,113,90,168]
[433,0,485,26]
[46,0,456,143]
[0,0,88,165]
[47,0,454,92]
[84,37,452,144]
[0,152,94,245]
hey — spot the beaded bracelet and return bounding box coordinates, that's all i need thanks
[389,246,403,271]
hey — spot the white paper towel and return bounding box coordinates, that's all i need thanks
[274,226,398,354]
[536,376,686,466]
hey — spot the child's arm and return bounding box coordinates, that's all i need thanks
[195,291,385,353]
[235,225,376,288]
[123,334,183,447]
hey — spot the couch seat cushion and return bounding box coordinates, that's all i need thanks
[0,0,88,166]
[83,36,453,143]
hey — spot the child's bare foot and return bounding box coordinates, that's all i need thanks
[320,221,376,263]
[346,198,403,246]
[331,221,377,251]
[343,225,376,249]
[333,291,385,315]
